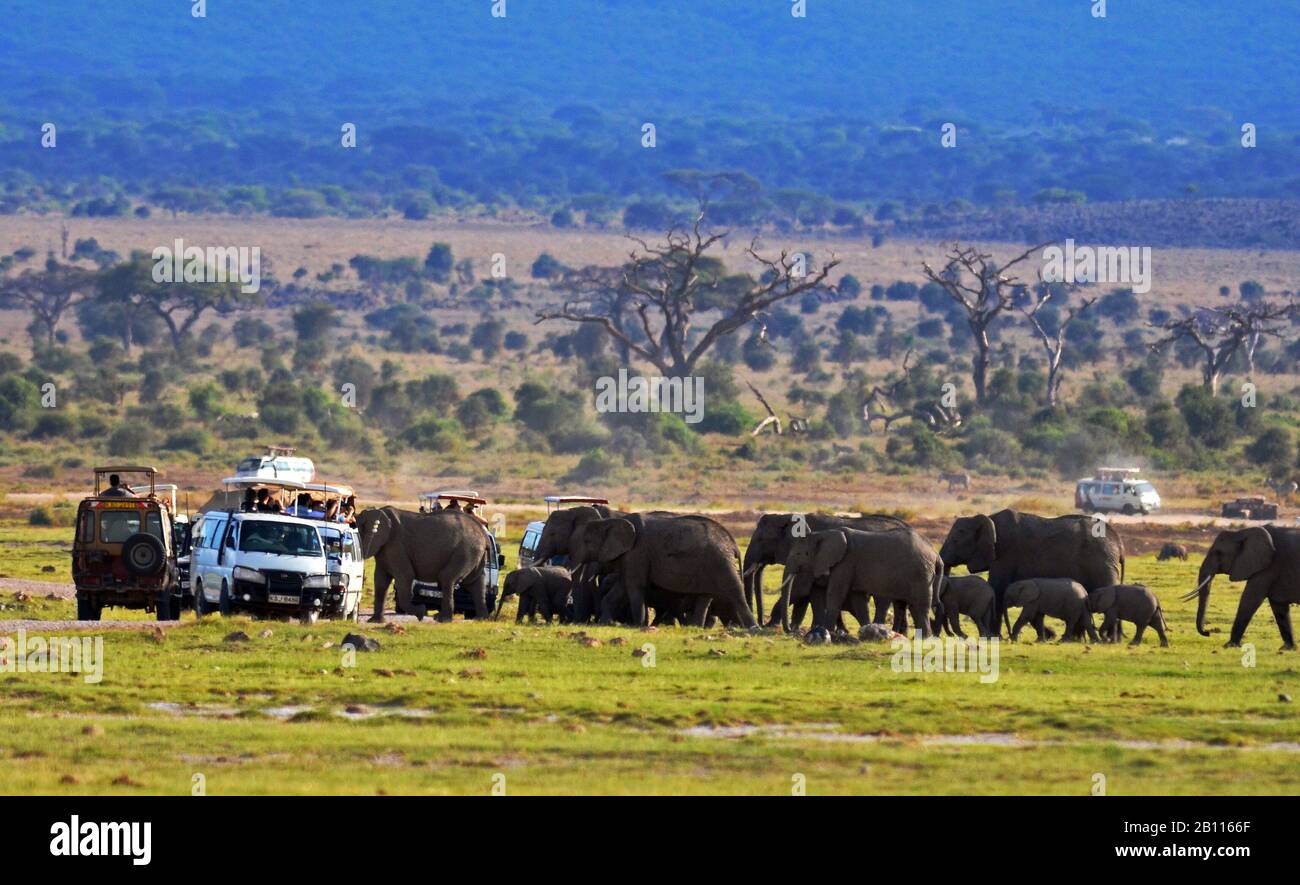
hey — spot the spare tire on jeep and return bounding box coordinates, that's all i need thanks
[122,532,166,577]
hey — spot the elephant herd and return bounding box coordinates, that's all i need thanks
[355,500,1300,650]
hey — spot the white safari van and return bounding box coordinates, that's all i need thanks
[1075,467,1162,515]
[191,478,363,622]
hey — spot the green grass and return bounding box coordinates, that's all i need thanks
[0,553,1297,795]
[0,523,73,583]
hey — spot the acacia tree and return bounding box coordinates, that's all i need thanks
[537,215,838,377]
[1017,283,1097,406]
[97,253,260,354]
[922,242,1048,404]
[0,257,96,346]
[1150,301,1299,395]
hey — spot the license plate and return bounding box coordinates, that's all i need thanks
[268,593,299,605]
[415,587,442,599]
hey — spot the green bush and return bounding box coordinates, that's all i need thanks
[695,400,754,435]
[163,428,213,454]
[108,423,155,456]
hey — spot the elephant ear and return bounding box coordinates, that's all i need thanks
[598,519,637,562]
[1090,586,1115,613]
[966,514,997,573]
[1014,581,1039,606]
[362,508,393,557]
[812,530,849,578]
[1229,527,1275,582]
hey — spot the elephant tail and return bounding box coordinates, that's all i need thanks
[930,558,945,624]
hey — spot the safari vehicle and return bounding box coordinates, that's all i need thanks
[72,466,182,621]
[411,491,503,617]
[1222,496,1279,521]
[518,495,609,569]
[234,445,315,485]
[189,477,363,623]
[1075,467,1161,515]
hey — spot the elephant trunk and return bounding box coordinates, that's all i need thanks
[777,572,795,633]
[742,548,765,624]
[1185,563,1216,637]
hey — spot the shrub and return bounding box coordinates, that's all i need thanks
[29,411,77,440]
[695,400,754,435]
[163,428,212,454]
[565,449,617,482]
[108,423,155,456]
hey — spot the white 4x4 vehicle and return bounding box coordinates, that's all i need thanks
[1075,468,1162,516]
[190,509,363,623]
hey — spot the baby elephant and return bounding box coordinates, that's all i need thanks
[500,566,573,624]
[1156,543,1188,561]
[1088,584,1169,647]
[1004,578,1099,643]
[939,574,997,638]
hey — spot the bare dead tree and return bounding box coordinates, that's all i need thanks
[861,350,962,434]
[0,258,96,346]
[537,214,839,377]
[1149,300,1299,395]
[922,241,1049,404]
[1017,285,1097,406]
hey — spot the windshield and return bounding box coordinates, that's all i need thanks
[238,521,322,557]
[1134,482,1157,494]
[99,509,164,543]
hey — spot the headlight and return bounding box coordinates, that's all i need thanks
[233,566,265,584]
[302,574,330,589]
[329,572,349,589]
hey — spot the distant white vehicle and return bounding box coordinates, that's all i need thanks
[234,445,315,484]
[1075,467,1161,515]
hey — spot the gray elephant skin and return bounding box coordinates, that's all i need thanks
[939,574,997,638]
[939,509,1125,636]
[357,506,490,622]
[1004,578,1099,642]
[531,504,619,621]
[571,513,757,628]
[1187,526,1299,649]
[781,527,941,636]
[1088,583,1168,646]
[500,566,573,624]
[744,512,909,629]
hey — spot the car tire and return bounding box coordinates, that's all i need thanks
[76,595,101,621]
[122,533,166,577]
[155,590,172,622]
[193,580,210,617]
[1122,505,1135,515]
[300,609,319,626]
[219,581,232,616]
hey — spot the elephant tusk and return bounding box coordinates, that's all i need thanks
[742,564,760,579]
[1179,573,1214,602]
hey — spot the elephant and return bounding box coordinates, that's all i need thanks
[356,506,490,623]
[781,527,942,636]
[1157,543,1189,561]
[571,513,757,628]
[939,509,1125,637]
[499,566,573,624]
[1088,584,1168,646]
[743,512,910,630]
[1185,525,1299,649]
[938,574,997,638]
[1003,578,1099,643]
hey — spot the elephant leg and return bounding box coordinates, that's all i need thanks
[949,609,967,639]
[820,575,851,631]
[369,563,393,623]
[1009,610,1029,642]
[1226,581,1269,646]
[1083,615,1100,644]
[689,596,711,628]
[1153,610,1170,647]
[908,600,931,638]
[891,600,908,634]
[1032,612,1047,642]
[468,569,488,620]
[872,596,891,624]
[845,594,872,632]
[1129,616,1147,646]
[1269,599,1296,650]
[623,574,648,628]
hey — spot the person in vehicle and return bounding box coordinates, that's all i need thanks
[255,488,283,513]
[241,488,257,512]
[101,473,133,498]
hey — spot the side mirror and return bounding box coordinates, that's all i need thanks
[498,554,506,569]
